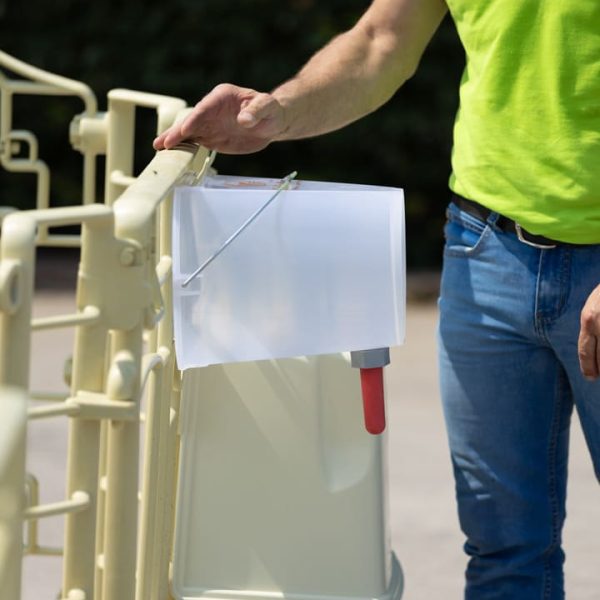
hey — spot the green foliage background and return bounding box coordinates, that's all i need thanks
[0,0,464,267]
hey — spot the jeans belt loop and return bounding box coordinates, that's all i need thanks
[486,209,501,230]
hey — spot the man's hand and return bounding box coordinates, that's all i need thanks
[578,284,600,380]
[153,83,286,154]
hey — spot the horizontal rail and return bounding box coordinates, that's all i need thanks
[110,170,136,188]
[36,235,80,248]
[24,544,62,557]
[24,491,90,520]
[8,130,38,159]
[0,50,97,114]
[28,402,79,420]
[108,88,186,111]
[2,205,113,254]
[5,80,84,97]
[31,305,100,331]
[30,391,69,402]
[26,203,113,227]
[0,155,48,175]
[28,393,139,422]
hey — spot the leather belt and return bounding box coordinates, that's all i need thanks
[452,194,559,249]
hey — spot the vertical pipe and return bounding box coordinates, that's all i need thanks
[136,358,169,600]
[34,162,51,244]
[152,148,206,596]
[156,189,179,599]
[82,151,97,205]
[157,194,174,347]
[96,89,136,596]
[62,221,112,599]
[62,324,106,598]
[0,213,36,388]
[137,210,160,598]
[0,388,27,600]
[151,357,178,600]
[0,88,13,165]
[104,96,135,205]
[94,420,108,600]
[101,325,142,600]
[162,369,183,600]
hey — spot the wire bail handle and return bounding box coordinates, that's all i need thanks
[181,171,298,288]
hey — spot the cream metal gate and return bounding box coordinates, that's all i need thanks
[0,50,211,599]
[0,51,403,600]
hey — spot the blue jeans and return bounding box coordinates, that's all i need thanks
[438,201,600,599]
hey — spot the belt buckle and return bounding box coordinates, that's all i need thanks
[515,223,557,250]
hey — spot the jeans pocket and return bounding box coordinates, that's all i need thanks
[443,202,491,258]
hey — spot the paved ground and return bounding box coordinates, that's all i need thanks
[20,258,600,599]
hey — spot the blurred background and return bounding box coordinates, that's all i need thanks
[0,0,465,269]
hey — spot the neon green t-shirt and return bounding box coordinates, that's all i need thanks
[446,0,600,244]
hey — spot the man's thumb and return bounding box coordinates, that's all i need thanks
[237,94,275,128]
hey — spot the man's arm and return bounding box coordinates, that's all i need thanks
[153,0,447,154]
[578,285,600,380]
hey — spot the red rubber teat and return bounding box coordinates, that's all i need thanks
[359,367,386,435]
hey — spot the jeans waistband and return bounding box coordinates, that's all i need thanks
[452,194,566,250]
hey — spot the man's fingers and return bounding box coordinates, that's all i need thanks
[152,131,168,150]
[153,119,189,150]
[151,85,236,150]
[158,127,183,150]
[180,96,225,138]
[578,285,600,380]
[578,329,599,380]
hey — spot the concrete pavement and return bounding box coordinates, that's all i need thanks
[20,266,600,599]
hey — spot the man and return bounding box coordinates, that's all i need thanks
[154,0,600,597]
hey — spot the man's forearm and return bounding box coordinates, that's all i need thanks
[272,0,448,141]
[271,27,405,140]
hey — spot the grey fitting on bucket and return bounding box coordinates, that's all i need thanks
[350,348,390,369]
